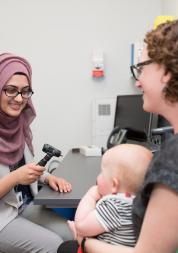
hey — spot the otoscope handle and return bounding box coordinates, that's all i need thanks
[37,153,53,166]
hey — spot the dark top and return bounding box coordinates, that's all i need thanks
[132,134,178,240]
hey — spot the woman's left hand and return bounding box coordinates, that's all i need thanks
[46,174,72,192]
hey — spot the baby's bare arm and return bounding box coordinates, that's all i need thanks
[74,185,105,237]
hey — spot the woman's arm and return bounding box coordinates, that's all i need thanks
[134,184,178,253]
[85,238,133,253]
[0,172,18,198]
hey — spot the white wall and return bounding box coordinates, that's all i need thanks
[161,0,178,16]
[0,0,162,160]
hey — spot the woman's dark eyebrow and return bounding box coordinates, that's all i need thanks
[5,84,30,89]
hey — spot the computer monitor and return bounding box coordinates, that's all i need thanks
[114,94,157,139]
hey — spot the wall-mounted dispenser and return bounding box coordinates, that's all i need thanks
[92,51,104,78]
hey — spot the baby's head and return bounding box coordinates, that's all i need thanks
[97,144,153,196]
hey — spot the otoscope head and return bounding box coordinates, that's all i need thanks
[42,144,62,157]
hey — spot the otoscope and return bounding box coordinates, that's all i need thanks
[37,144,62,166]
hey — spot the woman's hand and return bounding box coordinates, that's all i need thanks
[14,163,45,185]
[46,174,72,193]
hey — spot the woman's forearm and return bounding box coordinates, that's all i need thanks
[85,238,134,253]
[0,171,17,198]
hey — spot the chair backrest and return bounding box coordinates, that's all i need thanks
[151,126,174,144]
[106,126,158,152]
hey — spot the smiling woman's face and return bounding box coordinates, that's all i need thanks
[0,74,29,117]
[135,46,170,115]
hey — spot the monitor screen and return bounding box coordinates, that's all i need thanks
[114,94,154,137]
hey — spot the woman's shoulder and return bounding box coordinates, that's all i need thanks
[161,133,178,152]
[151,133,178,168]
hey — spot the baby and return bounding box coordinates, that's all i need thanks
[68,143,152,247]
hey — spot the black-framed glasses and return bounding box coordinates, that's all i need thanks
[130,60,153,81]
[3,85,34,99]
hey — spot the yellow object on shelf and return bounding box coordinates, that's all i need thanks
[153,15,175,29]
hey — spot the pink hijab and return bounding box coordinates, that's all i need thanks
[0,53,36,165]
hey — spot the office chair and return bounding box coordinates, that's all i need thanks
[107,127,147,149]
[106,126,160,153]
[106,125,173,153]
[151,125,174,144]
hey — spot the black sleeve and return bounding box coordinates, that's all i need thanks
[57,240,79,253]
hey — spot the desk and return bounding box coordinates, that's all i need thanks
[34,151,101,208]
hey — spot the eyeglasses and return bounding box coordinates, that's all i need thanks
[3,85,34,99]
[130,60,153,81]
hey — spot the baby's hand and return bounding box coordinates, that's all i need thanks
[87,185,101,201]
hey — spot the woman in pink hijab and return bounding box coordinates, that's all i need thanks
[0,53,72,253]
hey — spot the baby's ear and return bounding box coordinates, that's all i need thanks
[112,178,119,194]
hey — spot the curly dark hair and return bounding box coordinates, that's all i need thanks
[144,20,178,102]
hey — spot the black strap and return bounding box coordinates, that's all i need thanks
[81,238,87,253]
[57,240,79,253]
